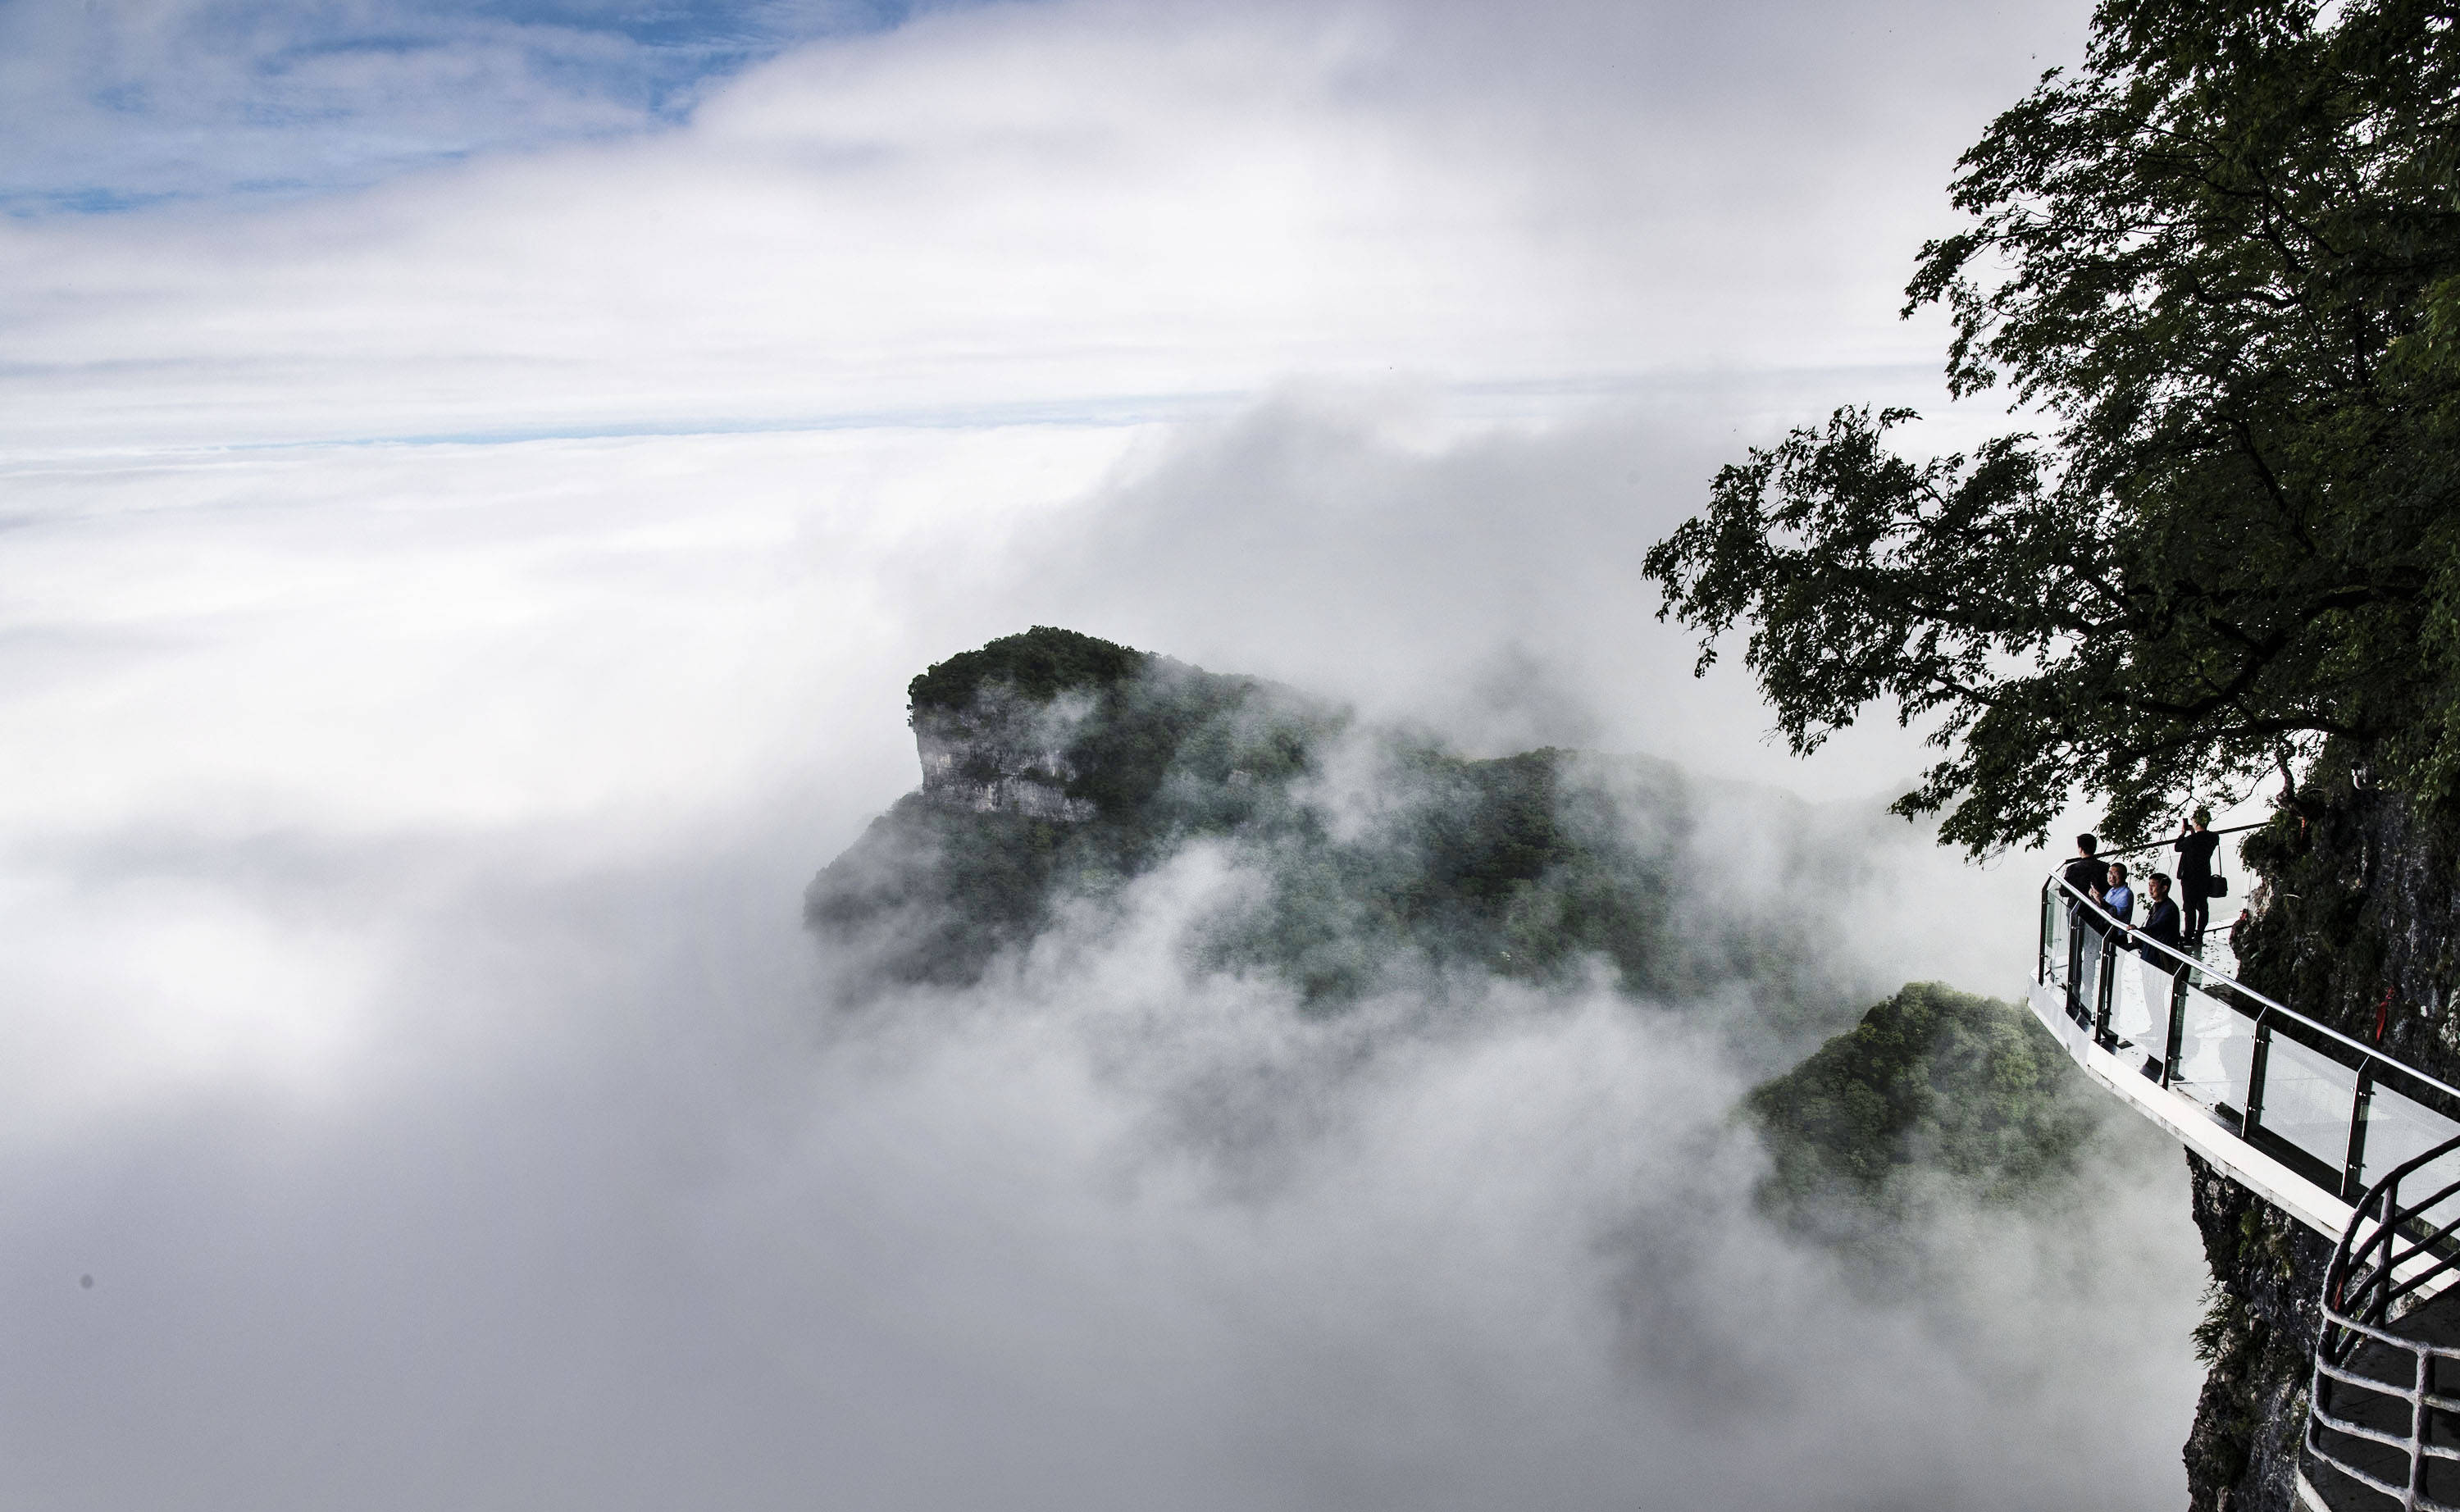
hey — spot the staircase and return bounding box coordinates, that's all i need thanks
[2306,1133,2460,1511]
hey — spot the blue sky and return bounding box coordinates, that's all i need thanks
[0,0,954,212]
[1,0,2094,455]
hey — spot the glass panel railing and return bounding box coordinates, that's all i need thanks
[2073,918,2108,1029]
[2358,1086,2460,1200]
[2104,951,2172,1075]
[2259,1031,2362,1177]
[2198,927,2243,985]
[2171,976,2259,1127]
[2037,872,2460,1218]
[2043,890,2070,992]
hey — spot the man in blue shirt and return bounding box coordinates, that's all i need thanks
[2102,862,2135,926]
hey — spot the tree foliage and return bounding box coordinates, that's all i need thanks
[906,626,1149,717]
[1644,0,2460,854]
[1745,981,2095,1223]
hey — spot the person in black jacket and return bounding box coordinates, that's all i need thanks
[2062,835,2104,902]
[2059,835,2105,943]
[2173,808,2221,949]
[2139,873,2184,958]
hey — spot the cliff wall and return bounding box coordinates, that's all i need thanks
[2183,747,2460,1511]
[2182,1152,2334,1512]
[913,691,1098,822]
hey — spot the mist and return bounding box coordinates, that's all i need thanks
[2,0,2209,1504]
[0,401,2205,1509]
[4,787,2205,1510]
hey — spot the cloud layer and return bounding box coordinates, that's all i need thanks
[0,1,2205,1505]
[0,734,2207,1510]
[2,0,2087,450]
[0,403,2201,1509]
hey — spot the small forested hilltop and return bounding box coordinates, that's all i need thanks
[808,629,1868,1061]
[906,626,1151,716]
[1745,982,2098,1241]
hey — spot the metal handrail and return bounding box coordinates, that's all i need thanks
[2093,820,2269,859]
[2040,873,2460,1122]
[2033,871,2460,1510]
[2308,1133,2460,1510]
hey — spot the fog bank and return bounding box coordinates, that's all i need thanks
[0,405,2203,1509]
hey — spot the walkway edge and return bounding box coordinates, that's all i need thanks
[2023,980,2356,1241]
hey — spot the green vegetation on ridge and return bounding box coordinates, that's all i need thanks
[1745,981,2095,1231]
[810,630,1847,1042]
[906,626,1150,717]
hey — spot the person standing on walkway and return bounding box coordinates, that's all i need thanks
[2102,862,2135,927]
[2140,873,2183,957]
[2064,835,2104,903]
[2174,808,2221,949]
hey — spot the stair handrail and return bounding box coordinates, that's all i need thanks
[2307,1132,2460,1511]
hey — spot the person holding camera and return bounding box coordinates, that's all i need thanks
[2174,808,2221,948]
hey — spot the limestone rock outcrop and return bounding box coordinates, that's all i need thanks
[913,690,1096,822]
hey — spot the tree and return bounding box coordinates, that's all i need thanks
[1643,0,2460,856]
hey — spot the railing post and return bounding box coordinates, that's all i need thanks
[2094,931,2117,1048]
[2164,969,2189,1087]
[2376,1174,2399,1323]
[2344,1065,2375,1204]
[2247,1013,2272,1136]
[2416,1340,2431,1506]
[2066,911,2086,1021]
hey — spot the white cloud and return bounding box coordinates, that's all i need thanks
[0,790,2207,1508]
[0,404,2182,1506]
[0,0,2088,452]
[0,1,2205,1505]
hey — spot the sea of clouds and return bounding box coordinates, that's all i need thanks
[0,0,2212,1505]
[0,408,2207,1510]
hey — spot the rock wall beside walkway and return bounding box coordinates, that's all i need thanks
[2187,747,2460,1511]
[2182,1151,2334,1512]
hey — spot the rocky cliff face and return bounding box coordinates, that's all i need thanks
[913,690,1099,823]
[2236,756,2460,1086]
[2182,1152,2335,1512]
[2182,746,2460,1512]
